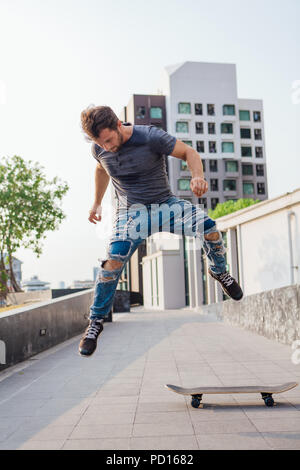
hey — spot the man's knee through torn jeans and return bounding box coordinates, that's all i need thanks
[89,196,227,319]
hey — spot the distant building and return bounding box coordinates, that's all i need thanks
[22,275,50,292]
[157,60,268,207]
[93,267,99,282]
[58,281,65,289]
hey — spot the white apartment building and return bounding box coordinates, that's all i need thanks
[157,61,268,209]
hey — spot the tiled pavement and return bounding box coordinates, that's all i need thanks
[0,307,300,450]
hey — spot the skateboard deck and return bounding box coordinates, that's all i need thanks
[165,381,298,408]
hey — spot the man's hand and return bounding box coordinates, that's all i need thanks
[190,176,208,197]
[88,204,102,224]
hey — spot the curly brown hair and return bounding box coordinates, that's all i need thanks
[80,105,119,141]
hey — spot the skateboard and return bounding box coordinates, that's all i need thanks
[165,381,298,408]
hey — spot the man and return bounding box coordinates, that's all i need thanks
[79,105,243,357]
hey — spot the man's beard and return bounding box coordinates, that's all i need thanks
[114,129,124,152]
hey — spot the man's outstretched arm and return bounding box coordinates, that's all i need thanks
[88,163,110,224]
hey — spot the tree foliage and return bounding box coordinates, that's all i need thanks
[0,155,69,300]
[208,198,260,220]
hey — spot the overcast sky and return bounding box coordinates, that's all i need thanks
[0,0,299,288]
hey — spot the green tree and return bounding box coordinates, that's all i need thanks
[208,198,260,220]
[0,155,69,302]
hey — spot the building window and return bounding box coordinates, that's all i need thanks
[136,106,146,119]
[257,182,265,194]
[207,104,215,116]
[181,160,188,171]
[195,103,203,115]
[198,198,207,209]
[176,121,189,133]
[221,123,233,134]
[253,111,261,122]
[242,163,253,175]
[225,160,238,172]
[210,179,218,191]
[178,178,191,191]
[256,164,264,176]
[239,110,250,121]
[195,122,203,134]
[182,140,193,147]
[211,198,219,210]
[241,146,252,157]
[223,105,235,115]
[209,160,218,172]
[254,129,262,140]
[178,102,191,114]
[243,182,254,194]
[222,142,234,153]
[223,179,237,191]
[150,107,163,119]
[255,147,263,158]
[209,141,217,153]
[240,128,251,139]
[201,159,206,171]
[208,122,215,134]
[196,141,205,153]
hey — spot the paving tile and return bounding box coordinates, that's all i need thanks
[62,438,130,450]
[70,424,133,439]
[248,417,300,433]
[91,395,139,405]
[17,440,66,450]
[79,411,135,425]
[11,425,74,442]
[137,401,187,413]
[192,418,257,434]
[261,432,300,450]
[133,422,194,437]
[196,433,271,450]
[242,402,299,419]
[0,399,48,417]
[135,412,191,425]
[34,398,92,417]
[130,436,199,450]
[188,406,248,422]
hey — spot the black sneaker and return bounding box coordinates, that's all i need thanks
[79,319,104,357]
[208,269,243,301]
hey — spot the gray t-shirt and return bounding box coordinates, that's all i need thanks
[91,123,177,209]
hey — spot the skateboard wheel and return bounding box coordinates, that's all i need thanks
[191,395,202,408]
[264,397,274,407]
[191,398,200,408]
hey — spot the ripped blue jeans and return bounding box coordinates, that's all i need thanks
[89,196,227,319]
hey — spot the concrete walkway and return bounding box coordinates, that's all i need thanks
[0,307,300,450]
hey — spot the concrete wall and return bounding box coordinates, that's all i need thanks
[217,189,300,297]
[142,249,185,309]
[7,290,52,305]
[0,289,95,371]
[198,284,300,346]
